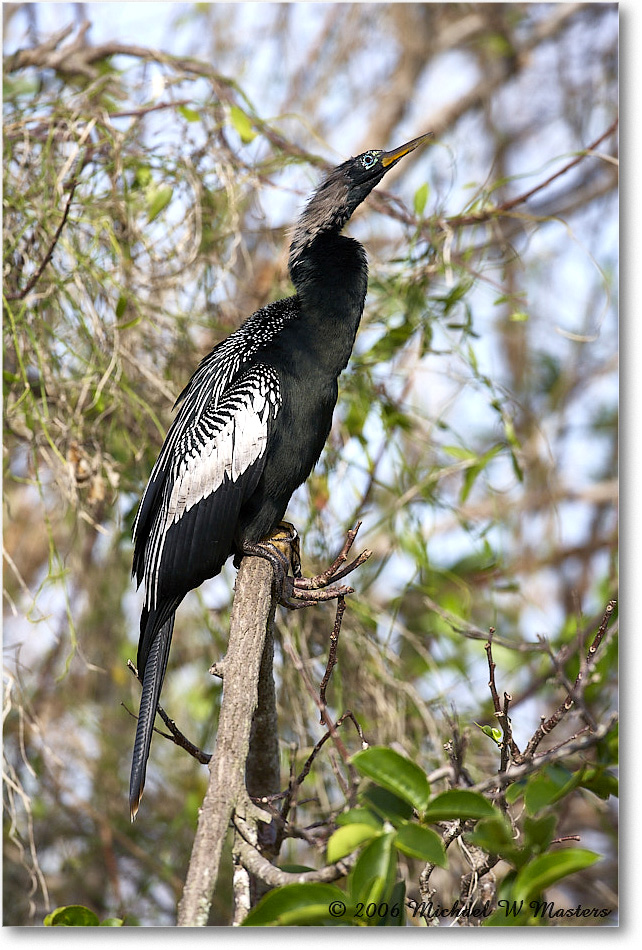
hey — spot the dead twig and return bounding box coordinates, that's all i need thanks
[443,119,618,229]
[272,710,367,854]
[484,629,521,766]
[523,600,617,758]
[319,595,346,716]
[5,177,80,302]
[125,660,211,763]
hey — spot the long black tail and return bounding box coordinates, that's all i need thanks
[129,606,176,821]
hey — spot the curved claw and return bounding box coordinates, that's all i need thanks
[241,522,366,610]
[240,538,290,595]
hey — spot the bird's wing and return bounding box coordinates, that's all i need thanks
[132,299,298,578]
[134,362,282,620]
[174,298,297,412]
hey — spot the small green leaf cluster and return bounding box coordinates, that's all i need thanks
[243,747,497,926]
[469,761,616,925]
[44,905,123,926]
[243,746,615,927]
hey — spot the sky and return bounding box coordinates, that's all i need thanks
[4,1,626,641]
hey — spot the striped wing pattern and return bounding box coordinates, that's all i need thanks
[141,363,281,612]
[132,298,297,601]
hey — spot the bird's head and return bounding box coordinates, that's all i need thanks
[289,131,431,271]
[342,131,433,198]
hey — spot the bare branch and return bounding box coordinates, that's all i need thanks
[319,595,346,714]
[523,600,617,758]
[177,557,276,927]
[443,117,619,229]
[5,176,79,302]
[234,835,356,888]
[484,630,521,765]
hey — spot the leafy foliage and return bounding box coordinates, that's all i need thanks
[3,2,617,928]
[244,740,614,926]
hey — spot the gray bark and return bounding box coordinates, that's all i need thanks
[177,557,277,927]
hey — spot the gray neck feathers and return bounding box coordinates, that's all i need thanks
[288,175,352,275]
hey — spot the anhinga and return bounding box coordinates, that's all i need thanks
[130,132,431,819]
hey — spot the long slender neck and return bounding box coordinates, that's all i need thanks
[288,228,368,376]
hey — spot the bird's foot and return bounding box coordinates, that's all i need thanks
[240,522,301,604]
[286,521,372,609]
[241,522,371,609]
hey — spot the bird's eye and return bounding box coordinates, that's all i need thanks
[361,151,378,170]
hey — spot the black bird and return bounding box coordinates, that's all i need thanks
[129,132,431,819]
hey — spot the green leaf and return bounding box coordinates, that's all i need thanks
[230,105,257,143]
[352,747,430,812]
[178,104,201,122]
[413,182,429,217]
[349,832,397,907]
[442,444,478,461]
[132,164,152,189]
[475,722,503,744]
[523,814,557,853]
[336,808,382,829]
[424,789,497,822]
[145,184,173,223]
[377,880,406,927]
[360,785,413,824]
[115,294,128,319]
[512,849,599,903]
[465,815,519,862]
[509,310,529,322]
[44,905,100,926]
[460,444,502,504]
[579,768,618,800]
[99,918,124,927]
[242,883,351,927]
[327,823,380,863]
[504,780,527,805]
[523,765,577,815]
[394,821,447,866]
[364,319,416,363]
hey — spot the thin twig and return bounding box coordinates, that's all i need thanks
[291,711,365,802]
[274,710,367,851]
[484,630,521,762]
[473,714,618,797]
[500,692,513,773]
[108,99,192,119]
[5,177,80,301]
[281,637,351,771]
[443,117,618,229]
[125,660,211,763]
[319,595,346,716]
[523,600,616,758]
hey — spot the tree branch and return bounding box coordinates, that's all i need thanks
[5,176,79,302]
[241,619,281,910]
[522,600,617,758]
[234,836,356,888]
[176,557,276,927]
[444,117,618,229]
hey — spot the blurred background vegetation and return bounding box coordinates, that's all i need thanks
[3,1,617,926]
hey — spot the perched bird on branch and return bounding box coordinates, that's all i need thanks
[129,132,431,819]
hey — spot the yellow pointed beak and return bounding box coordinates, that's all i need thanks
[381,132,432,169]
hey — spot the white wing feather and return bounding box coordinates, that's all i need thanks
[144,365,280,609]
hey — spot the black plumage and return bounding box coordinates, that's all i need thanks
[129,132,430,819]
